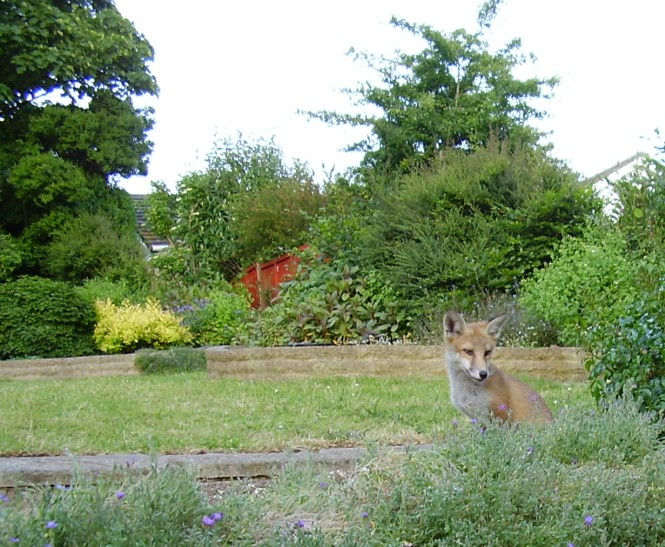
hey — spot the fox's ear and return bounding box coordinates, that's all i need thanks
[486,314,507,339]
[444,310,466,338]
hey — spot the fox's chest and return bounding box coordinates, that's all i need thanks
[448,368,493,419]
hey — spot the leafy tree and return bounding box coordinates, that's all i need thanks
[306,17,556,175]
[231,178,324,265]
[0,0,157,281]
[0,0,156,118]
[148,135,319,289]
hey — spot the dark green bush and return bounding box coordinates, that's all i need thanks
[360,146,598,318]
[134,347,206,374]
[0,276,96,359]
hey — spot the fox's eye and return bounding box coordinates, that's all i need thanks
[484,350,492,357]
[464,349,474,357]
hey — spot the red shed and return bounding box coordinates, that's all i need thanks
[239,245,308,309]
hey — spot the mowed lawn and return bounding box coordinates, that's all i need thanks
[0,373,593,456]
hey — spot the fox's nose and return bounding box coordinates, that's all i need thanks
[478,370,488,380]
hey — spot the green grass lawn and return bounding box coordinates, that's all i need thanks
[0,373,593,456]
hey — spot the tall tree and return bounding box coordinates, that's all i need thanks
[0,0,158,281]
[306,17,556,175]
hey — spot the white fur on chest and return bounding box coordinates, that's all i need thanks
[446,352,492,420]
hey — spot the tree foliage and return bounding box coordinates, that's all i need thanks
[477,0,506,29]
[147,135,321,289]
[0,0,157,282]
[360,145,598,317]
[610,156,665,254]
[0,0,156,118]
[307,17,556,175]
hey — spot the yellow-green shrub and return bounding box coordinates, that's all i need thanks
[94,299,192,354]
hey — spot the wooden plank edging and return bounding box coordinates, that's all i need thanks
[0,346,587,381]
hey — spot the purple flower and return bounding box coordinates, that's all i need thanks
[295,519,306,529]
[9,538,19,543]
[116,491,125,500]
[470,418,478,424]
[451,418,459,427]
[318,481,329,489]
[585,515,594,527]
[45,521,57,529]
[0,493,9,503]
[526,446,534,455]
[567,543,575,547]
[361,511,369,518]
[498,404,508,412]
[202,512,223,527]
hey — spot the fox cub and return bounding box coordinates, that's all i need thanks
[444,310,553,424]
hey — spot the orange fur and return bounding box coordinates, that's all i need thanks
[444,310,553,424]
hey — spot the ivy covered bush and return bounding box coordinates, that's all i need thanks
[94,299,192,354]
[0,276,96,359]
[586,284,665,420]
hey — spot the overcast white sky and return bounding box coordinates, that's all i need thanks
[113,0,665,194]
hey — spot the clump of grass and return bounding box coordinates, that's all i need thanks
[0,465,227,545]
[134,347,206,374]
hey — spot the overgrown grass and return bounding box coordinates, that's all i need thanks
[1,398,663,545]
[0,374,590,456]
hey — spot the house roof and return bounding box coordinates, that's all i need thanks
[130,194,170,253]
[584,152,649,185]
